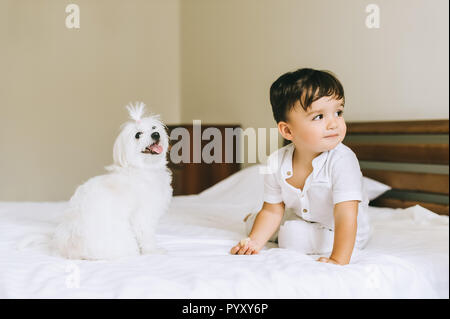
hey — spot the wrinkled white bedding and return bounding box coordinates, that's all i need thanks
[0,166,448,298]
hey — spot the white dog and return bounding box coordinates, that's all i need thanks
[52,102,172,260]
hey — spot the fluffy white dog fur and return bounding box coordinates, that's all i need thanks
[52,102,172,260]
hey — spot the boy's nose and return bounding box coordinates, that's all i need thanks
[327,118,338,130]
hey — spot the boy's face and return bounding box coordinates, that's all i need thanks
[279,96,346,154]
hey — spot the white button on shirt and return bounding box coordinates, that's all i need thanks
[263,142,371,245]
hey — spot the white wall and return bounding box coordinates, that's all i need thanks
[181,0,449,123]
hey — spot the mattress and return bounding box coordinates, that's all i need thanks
[0,167,448,298]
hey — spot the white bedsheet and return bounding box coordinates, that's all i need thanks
[0,195,448,298]
[0,165,448,298]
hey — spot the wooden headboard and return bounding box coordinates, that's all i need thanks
[167,124,241,196]
[345,119,449,215]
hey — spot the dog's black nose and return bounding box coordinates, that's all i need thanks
[151,132,160,140]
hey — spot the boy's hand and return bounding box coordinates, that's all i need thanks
[317,256,345,265]
[230,238,264,255]
[231,202,284,255]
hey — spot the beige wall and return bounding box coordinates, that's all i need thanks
[180,0,449,146]
[1,0,448,201]
[0,0,180,201]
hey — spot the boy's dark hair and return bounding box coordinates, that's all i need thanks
[269,68,345,123]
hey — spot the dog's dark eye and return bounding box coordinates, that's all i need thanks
[135,132,143,139]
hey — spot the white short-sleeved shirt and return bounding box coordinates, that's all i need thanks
[263,142,371,244]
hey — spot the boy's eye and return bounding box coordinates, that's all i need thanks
[312,114,323,121]
[336,110,344,117]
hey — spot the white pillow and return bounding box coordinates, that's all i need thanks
[199,164,391,206]
[362,176,392,201]
[199,164,264,203]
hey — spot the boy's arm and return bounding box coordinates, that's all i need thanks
[231,201,285,255]
[249,202,285,245]
[319,200,358,265]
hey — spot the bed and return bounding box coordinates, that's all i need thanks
[0,120,448,298]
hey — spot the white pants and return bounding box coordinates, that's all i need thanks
[244,209,368,255]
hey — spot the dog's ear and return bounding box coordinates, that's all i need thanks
[113,130,129,168]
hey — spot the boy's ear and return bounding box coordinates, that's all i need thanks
[277,121,293,141]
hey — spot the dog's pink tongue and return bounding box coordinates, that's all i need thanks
[149,143,163,154]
